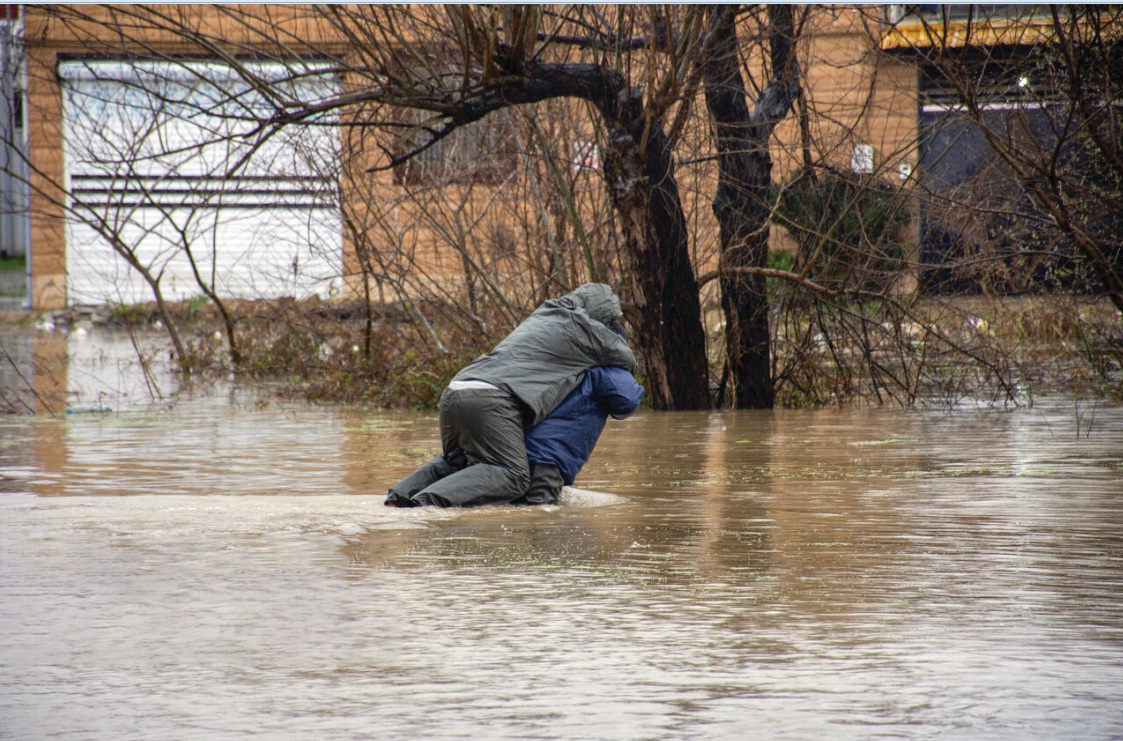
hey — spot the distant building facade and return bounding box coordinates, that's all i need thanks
[12,4,1092,310]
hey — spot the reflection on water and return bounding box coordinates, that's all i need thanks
[0,324,179,415]
[2,394,1122,740]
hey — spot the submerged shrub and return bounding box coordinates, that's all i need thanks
[771,170,909,292]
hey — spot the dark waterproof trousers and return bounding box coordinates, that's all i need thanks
[386,387,530,507]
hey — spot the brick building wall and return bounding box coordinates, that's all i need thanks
[18,5,920,310]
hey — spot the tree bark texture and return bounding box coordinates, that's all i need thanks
[703,5,799,408]
[602,107,711,410]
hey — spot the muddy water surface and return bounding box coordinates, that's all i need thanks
[2,393,1122,740]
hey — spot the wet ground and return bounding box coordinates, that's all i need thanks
[1,328,1122,739]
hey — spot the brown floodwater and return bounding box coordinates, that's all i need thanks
[1,353,1122,738]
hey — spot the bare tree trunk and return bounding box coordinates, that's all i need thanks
[180,242,242,366]
[141,268,189,371]
[599,91,710,409]
[703,4,800,408]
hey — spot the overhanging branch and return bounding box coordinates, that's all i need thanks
[697,265,840,296]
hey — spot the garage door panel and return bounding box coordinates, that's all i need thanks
[67,206,341,306]
[60,60,342,307]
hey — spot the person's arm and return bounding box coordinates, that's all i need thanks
[590,367,645,420]
[575,314,637,373]
[602,335,637,374]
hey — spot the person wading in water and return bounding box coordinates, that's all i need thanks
[385,283,638,508]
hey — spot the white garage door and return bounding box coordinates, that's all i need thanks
[59,60,343,307]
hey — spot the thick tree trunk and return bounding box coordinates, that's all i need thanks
[603,114,710,410]
[503,64,709,409]
[703,5,799,408]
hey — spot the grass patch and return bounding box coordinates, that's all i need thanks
[0,255,25,272]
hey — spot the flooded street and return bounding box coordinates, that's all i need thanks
[2,367,1123,738]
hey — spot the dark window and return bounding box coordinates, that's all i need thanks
[391,108,518,187]
[385,47,520,187]
[915,54,1096,296]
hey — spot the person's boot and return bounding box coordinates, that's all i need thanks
[384,492,418,507]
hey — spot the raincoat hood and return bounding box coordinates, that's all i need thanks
[557,283,622,325]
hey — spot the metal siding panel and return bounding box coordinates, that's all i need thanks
[66,208,342,305]
[61,60,341,306]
